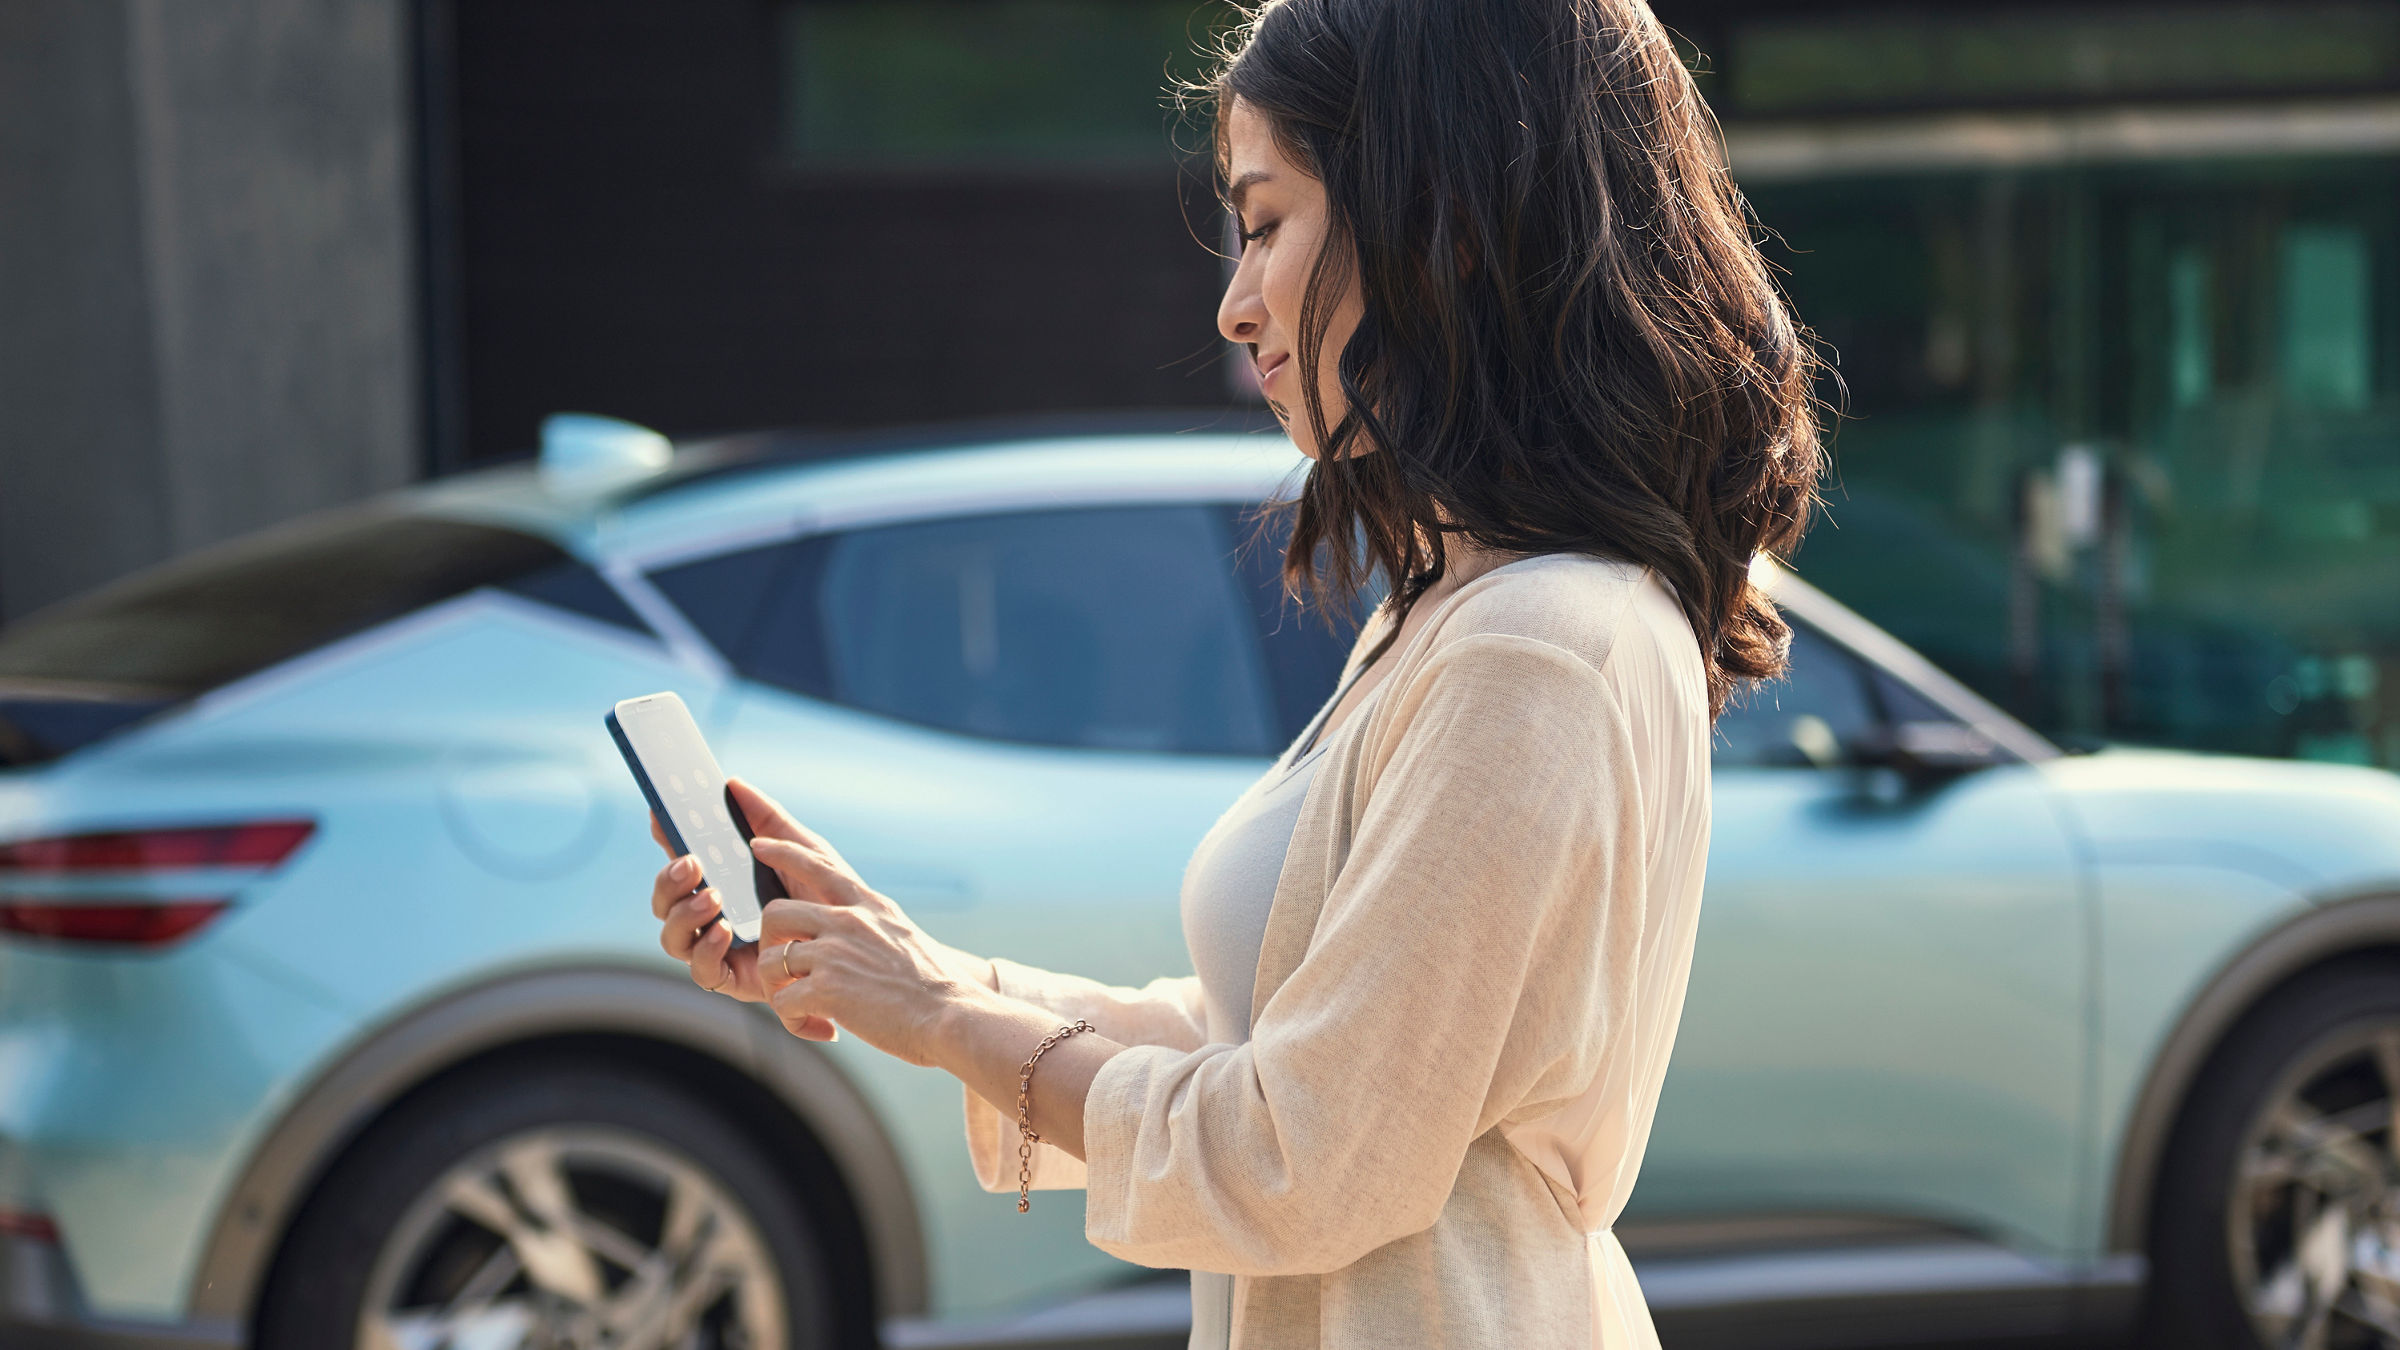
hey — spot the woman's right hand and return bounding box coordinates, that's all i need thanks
[649,816,841,1039]
[650,848,755,995]
[646,801,992,1036]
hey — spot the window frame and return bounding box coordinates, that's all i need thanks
[809,503,1282,755]
[1762,563,2059,766]
[624,460,1301,661]
[1713,616,1889,771]
[628,482,2051,767]
[638,482,1313,756]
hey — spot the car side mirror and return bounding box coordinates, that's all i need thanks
[1851,720,2014,782]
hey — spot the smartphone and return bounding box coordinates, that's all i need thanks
[606,692,783,944]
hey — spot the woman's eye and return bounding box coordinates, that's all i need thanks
[1238,220,1276,246]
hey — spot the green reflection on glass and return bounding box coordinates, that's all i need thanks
[1751,155,2400,767]
[780,0,1236,166]
[2281,225,2373,410]
[1731,4,2400,114]
[2169,245,2213,409]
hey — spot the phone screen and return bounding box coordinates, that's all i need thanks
[608,692,773,943]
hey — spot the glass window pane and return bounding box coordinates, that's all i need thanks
[1751,151,2400,769]
[1728,5,2400,115]
[500,560,651,637]
[653,539,816,671]
[1873,668,1957,727]
[819,506,1277,755]
[2280,224,2374,410]
[1217,505,1359,745]
[744,537,838,700]
[779,0,1237,167]
[1714,623,1880,769]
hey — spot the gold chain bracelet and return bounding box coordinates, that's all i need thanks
[1016,1019,1097,1213]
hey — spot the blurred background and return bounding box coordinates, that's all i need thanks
[4,0,2396,773]
[5,4,2400,1350]
[4,0,2397,769]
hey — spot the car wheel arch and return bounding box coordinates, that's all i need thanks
[187,961,928,1337]
[2105,888,2400,1258]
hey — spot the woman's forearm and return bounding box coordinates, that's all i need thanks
[932,984,1124,1161]
[928,936,1000,993]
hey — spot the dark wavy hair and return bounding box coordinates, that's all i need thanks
[1203,0,1826,715]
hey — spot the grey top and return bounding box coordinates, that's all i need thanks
[1181,746,1326,1045]
[1178,653,1368,1043]
[1177,665,1370,1349]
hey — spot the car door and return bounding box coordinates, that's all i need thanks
[646,499,1347,1319]
[1630,621,2092,1260]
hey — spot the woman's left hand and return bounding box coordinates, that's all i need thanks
[731,779,989,1068]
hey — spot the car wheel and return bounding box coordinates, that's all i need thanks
[258,1057,839,1350]
[2147,962,2400,1350]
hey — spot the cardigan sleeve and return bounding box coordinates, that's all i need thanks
[961,962,1209,1192]
[1076,633,1647,1275]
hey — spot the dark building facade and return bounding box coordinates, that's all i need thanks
[6,0,2399,768]
[415,0,2400,770]
[420,0,1244,470]
[0,0,418,626]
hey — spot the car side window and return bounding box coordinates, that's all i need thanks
[651,536,839,697]
[648,540,799,668]
[1217,505,1358,746]
[497,560,654,637]
[1713,621,1881,768]
[809,506,1278,755]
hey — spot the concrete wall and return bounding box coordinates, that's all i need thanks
[0,0,418,624]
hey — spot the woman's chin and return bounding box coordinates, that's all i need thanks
[1265,399,1321,460]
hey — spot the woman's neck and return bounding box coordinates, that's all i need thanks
[1419,538,1524,604]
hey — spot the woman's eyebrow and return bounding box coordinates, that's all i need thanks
[1228,170,1275,213]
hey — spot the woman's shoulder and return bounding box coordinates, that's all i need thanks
[1431,553,1693,675]
[1416,553,1710,740]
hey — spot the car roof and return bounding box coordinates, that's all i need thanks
[395,417,2054,762]
[398,416,1305,568]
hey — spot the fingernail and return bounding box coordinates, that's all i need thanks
[674,856,697,879]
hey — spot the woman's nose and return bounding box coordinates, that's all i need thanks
[1218,255,1265,345]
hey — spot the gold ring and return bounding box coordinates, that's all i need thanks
[703,965,729,993]
[781,941,800,982]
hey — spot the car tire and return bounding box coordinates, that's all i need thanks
[257,1055,840,1350]
[2144,960,2400,1350]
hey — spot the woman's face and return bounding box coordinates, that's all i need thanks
[1216,98,1363,461]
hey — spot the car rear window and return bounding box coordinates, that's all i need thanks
[0,510,593,699]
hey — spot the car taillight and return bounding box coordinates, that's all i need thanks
[0,901,230,947]
[0,1208,58,1243]
[0,821,314,870]
[0,820,315,948]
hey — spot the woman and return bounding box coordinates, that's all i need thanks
[647,0,1821,1343]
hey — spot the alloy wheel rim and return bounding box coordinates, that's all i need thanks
[357,1124,788,1350]
[2229,1021,2400,1350]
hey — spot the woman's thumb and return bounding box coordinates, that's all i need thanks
[727,776,804,842]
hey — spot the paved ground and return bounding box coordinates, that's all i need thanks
[892,1270,2144,1350]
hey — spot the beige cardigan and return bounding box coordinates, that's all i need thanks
[965,554,1713,1349]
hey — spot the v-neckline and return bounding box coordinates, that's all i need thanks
[1278,662,1372,774]
[1279,553,1556,771]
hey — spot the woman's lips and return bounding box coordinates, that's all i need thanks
[1257,353,1290,387]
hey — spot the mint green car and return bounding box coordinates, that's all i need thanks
[2,420,2398,1350]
